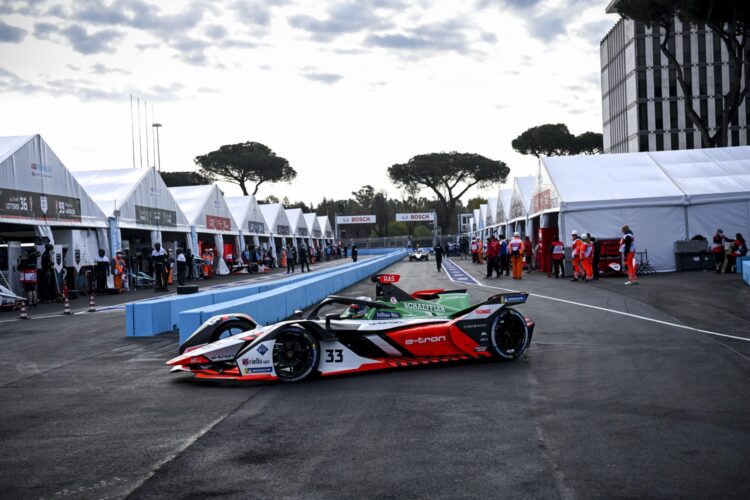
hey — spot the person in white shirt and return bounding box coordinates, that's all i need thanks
[151,243,168,291]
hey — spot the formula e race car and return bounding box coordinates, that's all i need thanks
[166,274,534,383]
[408,249,429,262]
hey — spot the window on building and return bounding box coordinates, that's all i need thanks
[639,134,649,151]
[668,68,677,96]
[656,133,664,150]
[671,132,679,149]
[732,130,740,146]
[639,103,648,131]
[654,69,662,98]
[698,66,707,95]
[686,131,694,148]
[670,101,678,129]
[698,33,706,64]
[636,38,646,66]
[714,64,722,97]
[655,101,663,129]
[700,98,708,119]
[637,70,647,99]
[713,33,722,62]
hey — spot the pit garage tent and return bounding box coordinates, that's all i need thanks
[479,204,489,239]
[303,213,323,248]
[285,208,309,250]
[487,197,498,234]
[529,147,750,272]
[508,176,535,236]
[499,188,513,236]
[648,147,750,240]
[0,135,108,281]
[317,216,334,243]
[260,203,293,260]
[72,167,190,256]
[225,195,267,249]
[169,184,239,275]
[472,208,482,238]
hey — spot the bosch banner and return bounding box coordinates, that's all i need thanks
[395,213,435,222]
[336,215,376,224]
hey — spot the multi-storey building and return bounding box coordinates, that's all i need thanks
[600,5,750,153]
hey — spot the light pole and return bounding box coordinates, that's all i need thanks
[152,123,162,171]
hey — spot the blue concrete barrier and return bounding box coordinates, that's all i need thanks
[125,255,388,337]
[357,247,407,256]
[743,262,750,286]
[736,256,749,274]
[177,250,406,343]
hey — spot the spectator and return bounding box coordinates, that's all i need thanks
[712,229,733,273]
[728,233,747,272]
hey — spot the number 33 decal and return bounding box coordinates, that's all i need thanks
[325,349,343,363]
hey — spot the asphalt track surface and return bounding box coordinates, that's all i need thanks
[1,257,749,499]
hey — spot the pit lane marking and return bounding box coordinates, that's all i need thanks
[447,261,750,344]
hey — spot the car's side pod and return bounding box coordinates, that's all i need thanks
[178,313,257,354]
[447,292,529,320]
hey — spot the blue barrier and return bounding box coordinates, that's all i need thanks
[743,261,750,286]
[357,247,407,256]
[125,255,387,337]
[736,256,749,274]
[177,250,406,344]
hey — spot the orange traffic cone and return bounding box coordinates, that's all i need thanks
[88,294,97,313]
[18,300,29,320]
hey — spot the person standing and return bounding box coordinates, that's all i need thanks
[591,236,601,280]
[351,245,358,263]
[508,232,525,280]
[176,248,187,286]
[470,239,479,263]
[18,250,39,307]
[287,246,296,273]
[498,235,510,276]
[434,242,445,272]
[299,244,311,272]
[484,236,499,278]
[112,251,127,291]
[39,243,56,302]
[711,229,733,273]
[620,225,638,285]
[94,249,110,295]
[185,248,195,281]
[524,236,533,272]
[580,234,594,282]
[151,243,168,291]
[550,235,565,279]
[570,230,583,282]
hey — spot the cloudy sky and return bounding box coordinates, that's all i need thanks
[0,0,616,204]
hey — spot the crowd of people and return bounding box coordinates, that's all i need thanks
[710,229,747,273]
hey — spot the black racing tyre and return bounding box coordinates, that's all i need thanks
[272,327,320,383]
[489,308,529,360]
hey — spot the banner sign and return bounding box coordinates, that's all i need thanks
[396,212,435,222]
[247,221,265,234]
[276,224,290,236]
[0,188,81,222]
[297,228,308,236]
[206,215,232,231]
[336,215,376,224]
[135,205,177,227]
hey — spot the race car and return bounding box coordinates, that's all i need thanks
[408,249,429,261]
[166,274,534,383]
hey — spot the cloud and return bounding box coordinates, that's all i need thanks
[300,70,343,84]
[365,19,493,57]
[0,20,27,42]
[33,21,124,54]
[0,66,184,102]
[205,24,227,40]
[231,0,288,27]
[289,1,395,42]
[90,63,132,75]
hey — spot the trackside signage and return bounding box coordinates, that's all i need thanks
[336,215,376,224]
[395,213,434,222]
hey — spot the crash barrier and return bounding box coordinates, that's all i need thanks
[742,258,750,286]
[356,247,406,256]
[176,250,407,344]
[126,254,384,337]
[736,256,749,274]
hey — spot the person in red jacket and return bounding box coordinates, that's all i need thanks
[485,236,501,278]
[711,229,733,273]
[580,233,594,281]
[550,235,565,279]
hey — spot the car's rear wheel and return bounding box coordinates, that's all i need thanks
[489,308,529,360]
[272,327,320,382]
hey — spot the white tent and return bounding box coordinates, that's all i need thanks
[169,184,239,275]
[508,176,536,235]
[304,213,323,247]
[317,215,334,243]
[649,147,750,239]
[0,135,109,278]
[285,208,309,249]
[0,135,107,231]
[530,147,750,272]
[479,204,489,239]
[487,197,498,232]
[225,195,267,249]
[499,188,513,226]
[72,167,190,255]
[260,203,292,261]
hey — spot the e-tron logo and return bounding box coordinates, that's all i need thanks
[405,336,446,345]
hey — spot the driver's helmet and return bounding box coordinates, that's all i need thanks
[345,297,373,319]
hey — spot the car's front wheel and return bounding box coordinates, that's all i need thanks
[272,327,320,382]
[489,308,529,360]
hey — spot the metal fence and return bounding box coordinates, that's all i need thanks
[349,235,459,249]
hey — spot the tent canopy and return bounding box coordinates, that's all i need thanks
[168,184,238,234]
[260,203,292,236]
[72,167,190,231]
[509,176,535,222]
[480,204,490,228]
[487,198,498,227]
[304,213,322,238]
[0,134,107,228]
[225,195,266,235]
[317,216,333,239]
[285,208,309,237]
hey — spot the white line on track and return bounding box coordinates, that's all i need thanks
[447,259,750,344]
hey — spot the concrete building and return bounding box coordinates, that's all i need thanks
[601,4,749,153]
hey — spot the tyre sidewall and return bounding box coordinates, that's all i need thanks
[490,308,529,360]
[274,327,320,383]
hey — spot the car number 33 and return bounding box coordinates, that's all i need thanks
[325,349,343,363]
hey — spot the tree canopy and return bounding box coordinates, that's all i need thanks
[615,0,750,147]
[159,170,215,187]
[388,152,509,233]
[511,124,603,157]
[194,141,296,196]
